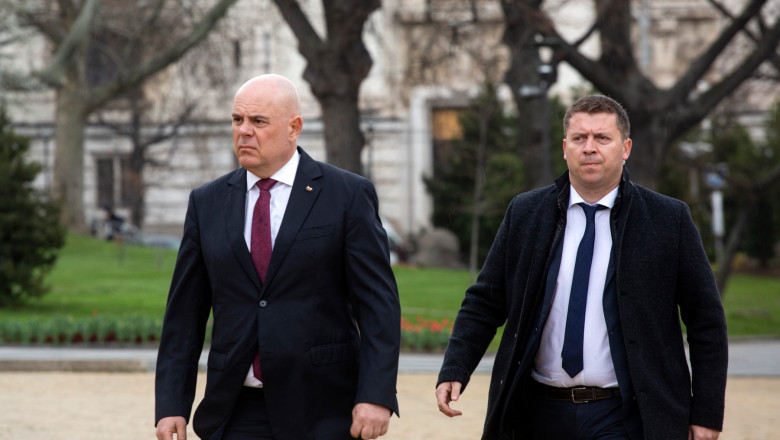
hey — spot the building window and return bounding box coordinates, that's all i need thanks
[96,157,115,209]
[432,108,464,140]
[431,107,465,176]
[95,155,131,209]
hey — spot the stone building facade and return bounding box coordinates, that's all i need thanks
[2,0,776,241]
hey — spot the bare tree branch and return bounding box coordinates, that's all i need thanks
[273,0,325,58]
[708,0,780,72]
[122,0,168,68]
[36,0,100,87]
[665,0,768,108]
[675,17,780,133]
[87,0,239,110]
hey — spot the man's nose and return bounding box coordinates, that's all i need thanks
[583,136,597,152]
[238,120,253,136]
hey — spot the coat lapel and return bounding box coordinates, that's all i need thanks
[262,148,323,292]
[224,168,263,290]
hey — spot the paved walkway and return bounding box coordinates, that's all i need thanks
[1,338,778,375]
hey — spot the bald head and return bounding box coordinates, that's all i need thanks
[235,74,301,119]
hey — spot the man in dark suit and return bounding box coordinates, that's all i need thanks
[156,74,400,440]
[436,95,727,439]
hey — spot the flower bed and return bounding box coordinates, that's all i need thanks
[400,316,453,352]
[1,315,455,352]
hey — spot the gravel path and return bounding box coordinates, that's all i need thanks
[0,373,777,439]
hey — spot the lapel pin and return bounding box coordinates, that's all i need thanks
[306,186,313,192]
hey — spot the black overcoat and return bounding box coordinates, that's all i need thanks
[438,170,727,440]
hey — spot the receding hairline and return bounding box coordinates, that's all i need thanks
[234,74,301,117]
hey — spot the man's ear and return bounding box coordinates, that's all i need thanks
[288,116,303,140]
[622,138,632,160]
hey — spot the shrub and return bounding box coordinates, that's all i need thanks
[0,110,66,306]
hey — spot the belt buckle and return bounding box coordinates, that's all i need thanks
[570,386,593,404]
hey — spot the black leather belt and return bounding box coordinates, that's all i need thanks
[533,382,621,404]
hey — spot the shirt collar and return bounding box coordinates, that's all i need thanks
[568,184,619,209]
[246,151,300,192]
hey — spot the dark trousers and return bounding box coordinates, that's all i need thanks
[530,391,630,440]
[222,387,275,440]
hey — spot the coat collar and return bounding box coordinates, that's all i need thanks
[554,166,633,215]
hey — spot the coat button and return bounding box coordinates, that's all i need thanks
[259,300,268,308]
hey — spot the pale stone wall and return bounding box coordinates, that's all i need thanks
[4,0,776,241]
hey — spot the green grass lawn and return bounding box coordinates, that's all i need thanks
[1,234,778,345]
[0,234,177,320]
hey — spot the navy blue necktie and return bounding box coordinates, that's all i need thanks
[561,202,607,378]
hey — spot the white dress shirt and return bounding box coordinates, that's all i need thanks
[531,185,619,388]
[242,151,300,387]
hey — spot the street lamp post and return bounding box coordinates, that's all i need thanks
[705,163,728,269]
[519,38,559,185]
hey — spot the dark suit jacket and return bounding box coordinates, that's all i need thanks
[438,169,728,440]
[155,148,401,440]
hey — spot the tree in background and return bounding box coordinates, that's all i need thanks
[0,110,65,306]
[510,0,780,188]
[424,84,524,273]
[501,0,557,189]
[93,91,196,230]
[10,0,239,232]
[743,104,780,268]
[669,100,780,294]
[273,0,379,175]
[425,88,573,272]
[709,104,780,292]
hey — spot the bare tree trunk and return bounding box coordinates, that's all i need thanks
[716,202,753,296]
[52,84,89,234]
[127,146,146,229]
[319,94,365,174]
[623,121,663,188]
[502,0,554,189]
[273,0,378,175]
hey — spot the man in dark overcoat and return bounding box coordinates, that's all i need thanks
[436,95,727,440]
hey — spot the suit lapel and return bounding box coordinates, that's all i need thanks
[263,149,323,292]
[224,168,263,290]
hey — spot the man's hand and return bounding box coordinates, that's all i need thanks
[350,402,391,439]
[689,425,720,440]
[435,381,463,417]
[156,416,187,440]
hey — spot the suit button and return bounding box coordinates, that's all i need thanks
[259,300,268,308]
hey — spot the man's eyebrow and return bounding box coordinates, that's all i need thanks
[231,113,269,120]
[569,130,612,136]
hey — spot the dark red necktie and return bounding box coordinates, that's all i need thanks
[251,178,276,381]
